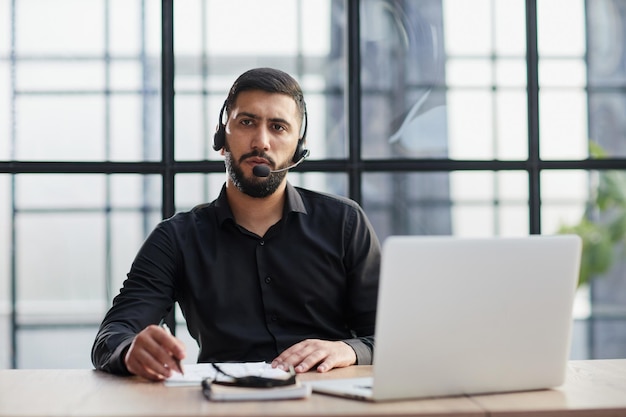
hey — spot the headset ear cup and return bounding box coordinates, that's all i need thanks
[292,105,308,162]
[292,139,309,163]
[213,101,228,151]
[213,124,225,151]
[292,139,303,163]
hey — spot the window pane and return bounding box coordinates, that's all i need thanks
[361,1,529,160]
[446,59,493,87]
[14,174,161,210]
[495,59,527,87]
[0,175,9,369]
[586,1,626,158]
[361,1,447,159]
[542,169,589,234]
[110,174,162,210]
[495,90,528,159]
[110,94,161,162]
[13,173,161,325]
[0,61,8,159]
[286,172,348,198]
[447,90,492,159]
[494,0,526,55]
[175,173,226,212]
[18,328,97,369]
[539,90,588,160]
[15,96,105,161]
[15,90,161,163]
[450,171,529,237]
[16,212,106,317]
[442,0,492,55]
[175,95,212,161]
[11,1,161,162]
[174,0,345,161]
[539,60,587,88]
[543,169,626,358]
[538,60,587,161]
[109,61,144,91]
[537,0,586,57]
[589,92,626,158]
[109,0,159,56]
[0,0,7,159]
[0,0,8,56]
[536,1,589,161]
[16,61,105,91]
[362,171,528,241]
[15,0,105,55]
[15,174,106,209]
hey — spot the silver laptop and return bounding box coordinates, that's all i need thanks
[309,235,582,401]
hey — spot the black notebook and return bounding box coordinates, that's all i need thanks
[201,379,311,402]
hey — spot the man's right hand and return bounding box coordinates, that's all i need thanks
[124,324,186,381]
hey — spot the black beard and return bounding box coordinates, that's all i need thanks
[224,150,287,198]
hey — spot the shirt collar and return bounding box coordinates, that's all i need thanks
[215,182,308,225]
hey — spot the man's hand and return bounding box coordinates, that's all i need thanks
[271,339,356,373]
[124,325,186,381]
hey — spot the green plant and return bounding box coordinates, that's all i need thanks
[558,142,626,286]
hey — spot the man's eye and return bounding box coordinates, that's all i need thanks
[272,124,286,132]
[241,119,253,126]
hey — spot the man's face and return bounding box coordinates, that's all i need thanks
[222,90,301,198]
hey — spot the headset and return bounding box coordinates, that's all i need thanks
[213,99,309,164]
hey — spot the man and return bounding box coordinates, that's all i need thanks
[91,67,381,381]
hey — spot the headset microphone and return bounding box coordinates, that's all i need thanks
[252,149,310,177]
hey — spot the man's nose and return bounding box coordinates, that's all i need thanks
[251,126,271,150]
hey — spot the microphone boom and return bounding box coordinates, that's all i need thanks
[252,152,309,178]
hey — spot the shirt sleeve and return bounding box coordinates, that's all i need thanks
[343,336,374,365]
[91,220,179,374]
[342,203,381,365]
[91,333,135,375]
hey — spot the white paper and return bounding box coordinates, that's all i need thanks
[164,361,290,387]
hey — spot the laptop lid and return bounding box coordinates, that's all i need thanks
[311,235,582,402]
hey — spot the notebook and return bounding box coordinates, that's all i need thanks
[309,235,582,401]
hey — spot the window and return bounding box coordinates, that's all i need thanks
[1,0,626,369]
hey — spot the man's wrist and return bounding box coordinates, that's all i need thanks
[341,338,372,365]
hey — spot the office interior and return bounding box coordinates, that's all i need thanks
[0,0,625,370]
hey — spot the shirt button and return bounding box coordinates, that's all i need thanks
[270,315,278,322]
[265,276,272,284]
[259,240,265,246]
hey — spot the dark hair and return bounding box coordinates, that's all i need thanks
[224,68,306,122]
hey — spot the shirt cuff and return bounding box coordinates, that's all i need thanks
[342,338,372,365]
[101,337,134,375]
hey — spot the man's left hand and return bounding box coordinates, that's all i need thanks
[271,339,356,373]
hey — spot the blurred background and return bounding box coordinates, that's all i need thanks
[1,0,626,369]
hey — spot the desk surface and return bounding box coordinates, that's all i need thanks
[1,359,625,417]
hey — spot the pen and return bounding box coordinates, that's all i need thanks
[160,321,184,375]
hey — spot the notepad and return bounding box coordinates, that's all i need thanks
[201,379,311,402]
[164,362,294,387]
[164,361,311,401]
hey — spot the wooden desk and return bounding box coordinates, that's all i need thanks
[0,360,625,417]
[470,359,626,417]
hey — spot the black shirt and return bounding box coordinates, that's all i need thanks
[91,183,381,375]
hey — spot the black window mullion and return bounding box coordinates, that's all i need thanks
[161,0,175,220]
[347,0,362,204]
[160,0,176,333]
[526,0,541,234]
[9,0,18,370]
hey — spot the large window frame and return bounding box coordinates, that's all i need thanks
[2,0,626,368]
